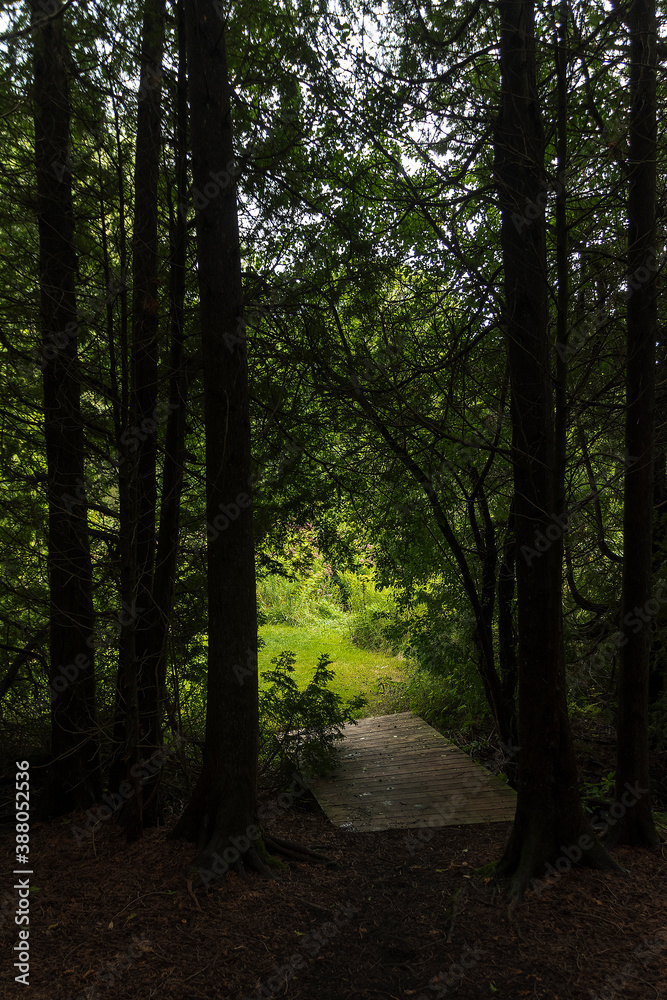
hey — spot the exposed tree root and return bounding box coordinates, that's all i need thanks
[496,823,626,904]
[263,833,335,866]
[243,845,278,878]
[172,778,334,889]
[493,812,626,916]
[185,828,334,890]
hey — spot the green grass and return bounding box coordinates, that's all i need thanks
[258,622,408,716]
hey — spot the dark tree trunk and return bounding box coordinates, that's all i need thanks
[31,0,101,814]
[608,0,660,850]
[171,0,265,874]
[497,502,518,777]
[649,439,666,704]
[171,1,327,882]
[105,88,133,804]
[130,0,167,831]
[110,0,166,841]
[493,0,618,896]
[469,471,519,780]
[138,0,190,823]
[552,0,569,530]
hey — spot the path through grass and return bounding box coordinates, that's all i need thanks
[258,622,407,717]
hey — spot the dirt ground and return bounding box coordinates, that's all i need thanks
[1,712,667,1000]
[1,790,666,1000]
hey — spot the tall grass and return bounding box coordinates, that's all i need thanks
[338,570,396,651]
[257,571,347,627]
[256,565,397,651]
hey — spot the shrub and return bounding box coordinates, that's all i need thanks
[259,650,366,783]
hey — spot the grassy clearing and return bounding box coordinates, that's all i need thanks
[258,622,408,717]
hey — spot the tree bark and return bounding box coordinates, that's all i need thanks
[608,0,660,850]
[497,502,518,776]
[109,0,166,840]
[138,0,190,824]
[31,0,101,814]
[649,435,666,704]
[171,0,264,875]
[493,0,618,896]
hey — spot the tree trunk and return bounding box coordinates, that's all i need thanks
[138,0,190,824]
[31,0,101,814]
[109,0,166,841]
[104,85,133,805]
[493,0,618,896]
[497,503,518,779]
[608,0,660,850]
[171,0,265,875]
[649,439,666,704]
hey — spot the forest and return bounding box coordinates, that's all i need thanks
[1,0,667,997]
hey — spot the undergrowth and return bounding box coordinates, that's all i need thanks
[258,649,367,786]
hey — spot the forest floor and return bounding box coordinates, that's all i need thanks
[1,718,667,1000]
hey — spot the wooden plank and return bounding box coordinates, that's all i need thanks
[308,711,517,831]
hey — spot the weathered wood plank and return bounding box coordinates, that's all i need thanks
[307,712,516,831]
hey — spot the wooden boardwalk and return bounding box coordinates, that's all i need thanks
[307,712,516,832]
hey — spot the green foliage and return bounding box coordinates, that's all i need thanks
[378,589,490,728]
[339,569,396,651]
[347,605,392,651]
[0,0,659,825]
[256,526,353,625]
[581,771,615,803]
[256,542,397,642]
[258,650,367,782]
[375,657,490,734]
